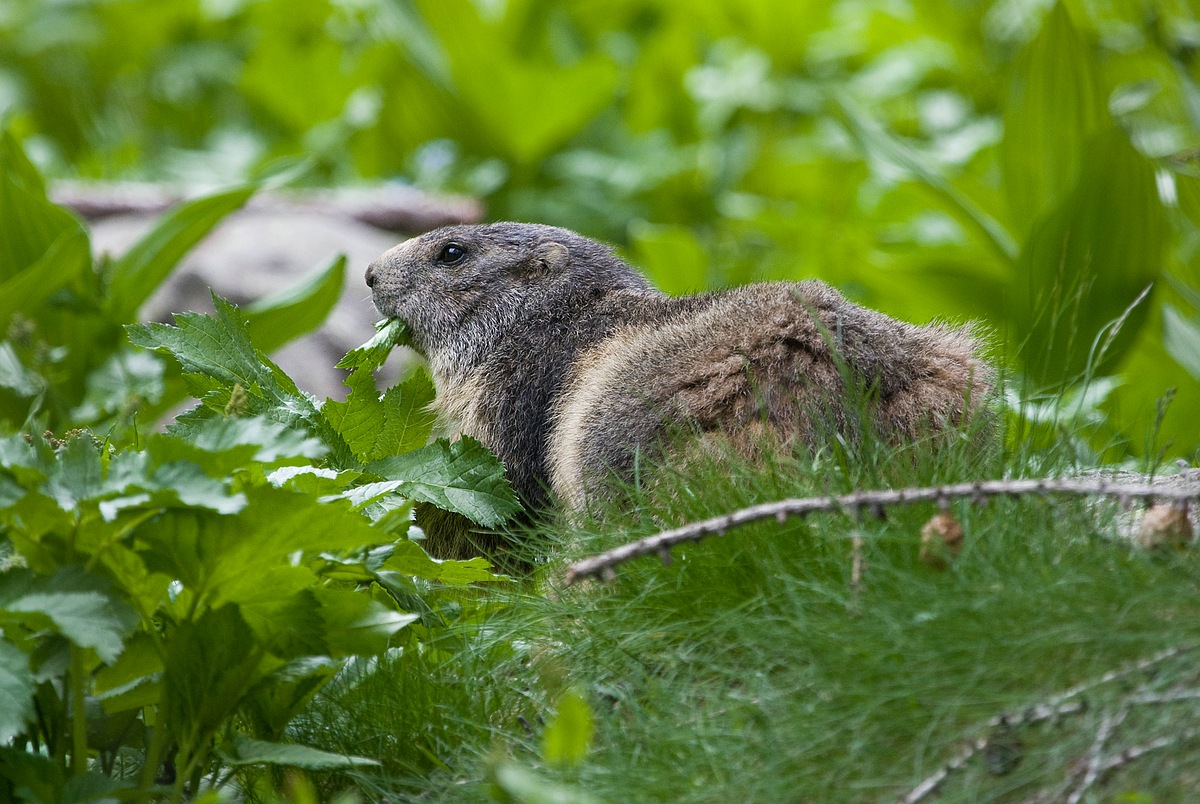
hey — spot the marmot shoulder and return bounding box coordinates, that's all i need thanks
[366,222,991,512]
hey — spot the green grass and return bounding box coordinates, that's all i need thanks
[284,424,1200,803]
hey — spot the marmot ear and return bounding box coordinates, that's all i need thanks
[533,241,570,274]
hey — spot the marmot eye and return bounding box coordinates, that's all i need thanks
[438,243,467,265]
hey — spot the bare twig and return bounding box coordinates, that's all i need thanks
[51,181,484,233]
[849,531,865,614]
[1066,707,1129,804]
[566,478,1200,585]
[902,700,1087,804]
[1096,726,1200,774]
[902,646,1194,804]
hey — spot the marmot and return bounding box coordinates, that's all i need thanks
[366,222,991,514]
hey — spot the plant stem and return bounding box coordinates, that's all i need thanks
[69,645,88,776]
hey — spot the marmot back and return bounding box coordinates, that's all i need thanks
[366,222,991,514]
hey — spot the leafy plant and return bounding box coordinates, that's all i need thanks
[0,131,343,446]
[0,139,521,800]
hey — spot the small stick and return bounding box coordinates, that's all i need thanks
[566,478,1200,585]
[849,531,865,614]
[902,646,1193,804]
[1095,726,1200,774]
[1066,708,1128,804]
[902,701,1086,804]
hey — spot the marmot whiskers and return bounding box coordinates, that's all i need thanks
[366,222,991,513]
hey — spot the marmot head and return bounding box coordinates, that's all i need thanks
[366,222,654,365]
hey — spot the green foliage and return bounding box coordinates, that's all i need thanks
[0,147,520,800]
[0,132,342,446]
[2,0,1194,458]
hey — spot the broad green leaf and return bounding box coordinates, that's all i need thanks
[420,0,619,165]
[221,734,379,770]
[0,226,91,331]
[1002,3,1106,237]
[163,604,263,759]
[629,221,710,295]
[367,437,521,526]
[833,93,1018,262]
[0,433,44,486]
[0,342,44,397]
[153,414,326,476]
[94,632,163,713]
[0,131,86,284]
[70,349,165,423]
[104,186,255,321]
[383,538,501,586]
[0,746,62,803]
[1012,128,1168,385]
[0,639,35,743]
[44,436,104,512]
[1176,172,1200,231]
[1163,304,1200,379]
[267,587,416,658]
[244,254,346,355]
[542,688,594,768]
[241,657,341,740]
[0,567,138,664]
[136,486,386,606]
[491,763,602,804]
[309,587,418,657]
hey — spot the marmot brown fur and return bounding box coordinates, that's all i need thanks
[366,222,991,513]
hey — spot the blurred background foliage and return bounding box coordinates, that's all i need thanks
[0,0,1198,462]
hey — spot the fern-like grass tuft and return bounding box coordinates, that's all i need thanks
[293,414,1200,802]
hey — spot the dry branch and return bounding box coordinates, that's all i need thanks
[565,477,1200,585]
[903,646,1194,804]
[52,181,484,233]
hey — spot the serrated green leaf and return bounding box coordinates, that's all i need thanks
[244,254,346,355]
[1002,3,1106,237]
[44,436,104,512]
[127,294,300,398]
[335,317,410,373]
[127,295,353,465]
[1012,128,1167,385]
[104,186,255,321]
[324,368,436,463]
[154,414,327,476]
[0,639,35,743]
[367,437,521,526]
[70,348,165,423]
[1163,304,1200,379]
[0,567,138,663]
[542,688,594,768]
[221,734,379,770]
